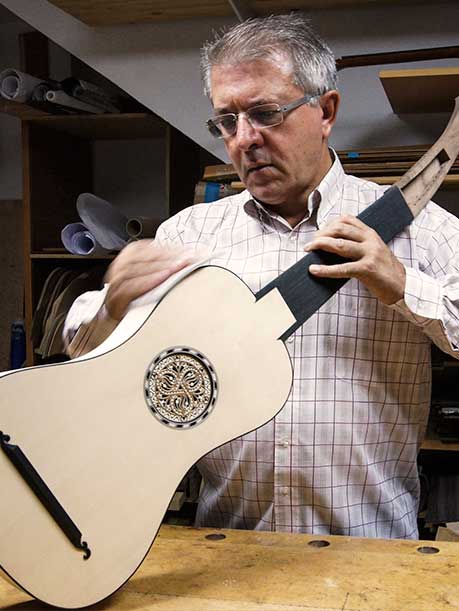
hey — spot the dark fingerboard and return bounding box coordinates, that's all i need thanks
[255,186,414,342]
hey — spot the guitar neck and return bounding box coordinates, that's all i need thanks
[255,96,459,343]
[255,187,413,341]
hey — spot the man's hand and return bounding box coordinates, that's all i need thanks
[104,240,195,321]
[304,215,406,305]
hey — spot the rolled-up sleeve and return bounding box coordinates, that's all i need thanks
[391,210,459,358]
[62,285,119,358]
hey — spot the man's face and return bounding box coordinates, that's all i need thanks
[210,58,337,217]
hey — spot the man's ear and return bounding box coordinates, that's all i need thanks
[320,90,340,138]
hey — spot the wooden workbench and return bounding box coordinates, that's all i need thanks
[1,524,459,610]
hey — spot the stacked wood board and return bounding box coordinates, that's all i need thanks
[200,145,459,193]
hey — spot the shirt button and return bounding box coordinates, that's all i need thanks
[281,487,289,496]
[289,234,296,241]
[280,440,289,448]
[286,335,294,343]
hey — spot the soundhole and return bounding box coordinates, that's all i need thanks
[144,347,218,429]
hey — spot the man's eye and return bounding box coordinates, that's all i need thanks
[251,109,280,124]
[219,116,236,130]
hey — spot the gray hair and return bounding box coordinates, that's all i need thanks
[200,13,337,99]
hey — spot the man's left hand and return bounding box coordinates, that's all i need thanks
[304,215,406,305]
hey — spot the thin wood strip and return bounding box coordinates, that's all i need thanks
[228,176,459,191]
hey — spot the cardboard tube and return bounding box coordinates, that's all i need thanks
[126,217,162,239]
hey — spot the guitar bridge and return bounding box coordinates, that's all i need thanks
[0,431,91,560]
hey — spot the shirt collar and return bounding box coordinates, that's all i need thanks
[315,148,346,228]
[242,149,346,230]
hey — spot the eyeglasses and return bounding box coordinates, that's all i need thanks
[206,93,318,139]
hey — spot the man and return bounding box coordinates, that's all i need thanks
[64,14,459,538]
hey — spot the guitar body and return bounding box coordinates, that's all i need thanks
[0,266,295,608]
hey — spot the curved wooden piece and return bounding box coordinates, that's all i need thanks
[397,96,459,216]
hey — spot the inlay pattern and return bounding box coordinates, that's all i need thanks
[145,347,217,428]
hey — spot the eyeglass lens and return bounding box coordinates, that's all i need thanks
[209,103,283,138]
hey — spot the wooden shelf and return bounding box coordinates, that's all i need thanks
[228,175,459,191]
[24,112,166,140]
[421,430,459,452]
[380,67,459,114]
[47,0,433,26]
[31,252,116,260]
[359,175,459,187]
[0,99,48,119]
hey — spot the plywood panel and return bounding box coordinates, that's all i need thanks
[48,0,233,25]
[380,67,459,114]
[48,0,431,26]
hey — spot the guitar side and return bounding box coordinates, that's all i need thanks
[0,266,295,608]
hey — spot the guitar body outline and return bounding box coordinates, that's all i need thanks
[0,265,295,609]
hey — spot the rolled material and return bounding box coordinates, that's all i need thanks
[46,90,104,114]
[76,193,129,251]
[61,77,122,113]
[0,69,43,103]
[126,217,163,239]
[0,69,119,115]
[61,223,110,256]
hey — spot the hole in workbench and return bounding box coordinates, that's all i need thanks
[308,539,330,548]
[417,546,440,554]
[205,533,226,541]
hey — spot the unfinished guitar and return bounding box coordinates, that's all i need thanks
[1,98,459,609]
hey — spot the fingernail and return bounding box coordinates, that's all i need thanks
[309,265,319,273]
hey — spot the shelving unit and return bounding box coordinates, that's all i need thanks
[19,111,214,366]
[0,29,222,366]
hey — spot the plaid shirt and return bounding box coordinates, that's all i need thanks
[64,154,459,538]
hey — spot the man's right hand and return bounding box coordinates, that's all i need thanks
[103,240,196,321]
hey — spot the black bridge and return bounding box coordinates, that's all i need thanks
[0,431,91,560]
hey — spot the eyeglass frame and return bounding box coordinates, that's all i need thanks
[206,93,320,139]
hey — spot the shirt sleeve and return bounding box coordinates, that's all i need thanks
[62,223,177,359]
[62,285,119,358]
[391,210,459,358]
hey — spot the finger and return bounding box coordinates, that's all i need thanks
[308,260,357,279]
[111,256,191,298]
[304,237,363,260]
[314,222,366,243]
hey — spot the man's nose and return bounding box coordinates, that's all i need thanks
[234,113,263,149]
